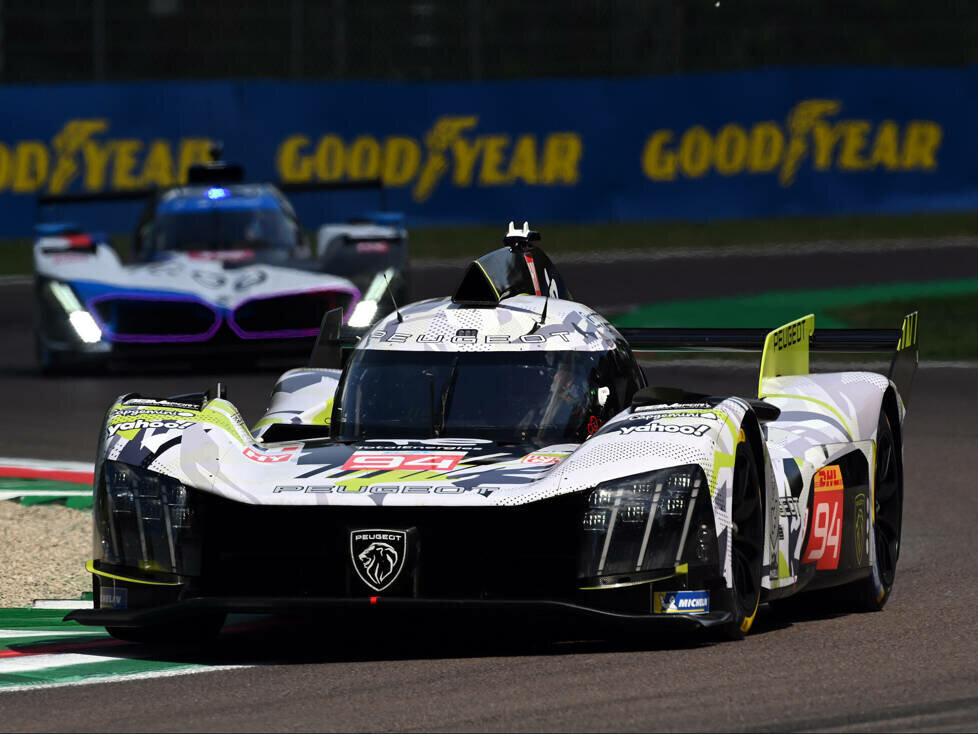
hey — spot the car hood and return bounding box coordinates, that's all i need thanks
[102,396,748,507]
[37,245,358,309]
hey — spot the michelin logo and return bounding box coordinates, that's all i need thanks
[654,590,710,614]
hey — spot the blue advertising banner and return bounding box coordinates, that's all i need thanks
[0,67,974,237]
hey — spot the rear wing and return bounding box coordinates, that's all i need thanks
[620,312,919,406]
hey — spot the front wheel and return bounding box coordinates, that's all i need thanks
[716,441,764,640]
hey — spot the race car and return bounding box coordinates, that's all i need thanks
[33,163,407,371]
[67,222,916,643]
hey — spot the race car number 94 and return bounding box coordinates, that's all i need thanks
[341,452,466,472]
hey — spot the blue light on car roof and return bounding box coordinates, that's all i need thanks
[206,187,230,200]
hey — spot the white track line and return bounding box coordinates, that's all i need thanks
[0,652,138,674]
[0,275,31,286]
[30,600,93,610]
[0,663,250,694]
[0,630,104,639]
[0,457,95,473]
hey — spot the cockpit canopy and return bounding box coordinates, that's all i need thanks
[333,344,644,447]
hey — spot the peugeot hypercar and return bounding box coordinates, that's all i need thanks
[68,222,917,642]
[34,164,407,371]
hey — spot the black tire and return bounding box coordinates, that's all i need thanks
[717,440,764,640]
[820,410,903,612]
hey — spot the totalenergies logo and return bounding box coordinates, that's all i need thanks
[276,115,583,203]
[0,118,214,194]
[641,99,942,186]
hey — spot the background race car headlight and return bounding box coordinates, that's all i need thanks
[578,465,709,580]
[95,461,203,576]
[47,281,102,344]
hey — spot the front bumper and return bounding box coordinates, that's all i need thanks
[66,596,733,630]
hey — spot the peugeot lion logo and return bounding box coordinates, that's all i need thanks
[350,529,407,592]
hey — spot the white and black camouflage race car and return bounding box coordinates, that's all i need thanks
[33,163,407,371]
[67,222,917,642]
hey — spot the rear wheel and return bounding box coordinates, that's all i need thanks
[717,441,764,640]
[822,410,903,612]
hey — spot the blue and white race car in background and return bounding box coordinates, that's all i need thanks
[33,165,407,371]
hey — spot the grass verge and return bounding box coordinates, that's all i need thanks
[612,279,978,362]
[826,294,978,361]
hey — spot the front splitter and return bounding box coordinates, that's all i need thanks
[66,596,732,629]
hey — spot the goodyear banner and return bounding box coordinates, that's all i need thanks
[0,67,974,237]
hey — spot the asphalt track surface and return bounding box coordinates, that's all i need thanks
[1,244,977,731]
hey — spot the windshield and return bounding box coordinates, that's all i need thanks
[153,207,299,252]
[334,349,613,446]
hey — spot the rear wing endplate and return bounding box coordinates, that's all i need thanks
[620,311,919,406]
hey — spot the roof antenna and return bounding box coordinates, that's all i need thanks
[527,285,550,335]
[384,272,403,323]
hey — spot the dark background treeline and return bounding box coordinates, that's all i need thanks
[2,0,976,84]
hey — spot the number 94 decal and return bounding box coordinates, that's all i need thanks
[803,465,844,571]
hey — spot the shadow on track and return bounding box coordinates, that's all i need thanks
[77,598,868,669]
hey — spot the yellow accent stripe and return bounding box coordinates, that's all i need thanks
[474,261,502,301]
[578,570,678,591]
[761,393,853,440]
[311,398,334,426]
[86,560,181,586]
[898,311,918,350]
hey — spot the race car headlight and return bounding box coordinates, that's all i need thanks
[578,465,707,581]
[95,461,203,576]
[347,299,378,328]
[47,281,102,343]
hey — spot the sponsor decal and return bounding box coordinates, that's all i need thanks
[277,115,582,204]
[802,464,844,570]
[778,496,801,519]
[341,451,466,472]
[350,529,407,592]
[371,331,575,345]
[520,453,564,466]
[654,590,710,614]
[99,586,127,610]
[124,398,201,410]
[622,409,721,422]
[641,99,941,187]
[243,445,300,463]
[273,483,498,496]
[633,402,714,412]
[355,438,489,451]
[0,118,215,195]
[113,407,197,418]
[107,419,194,436]
[618,423,711,437]
[772,320,807,352]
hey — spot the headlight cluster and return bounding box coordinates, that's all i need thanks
[95,461,203,576]
[579,465,711,581]
[46,281,102,343]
